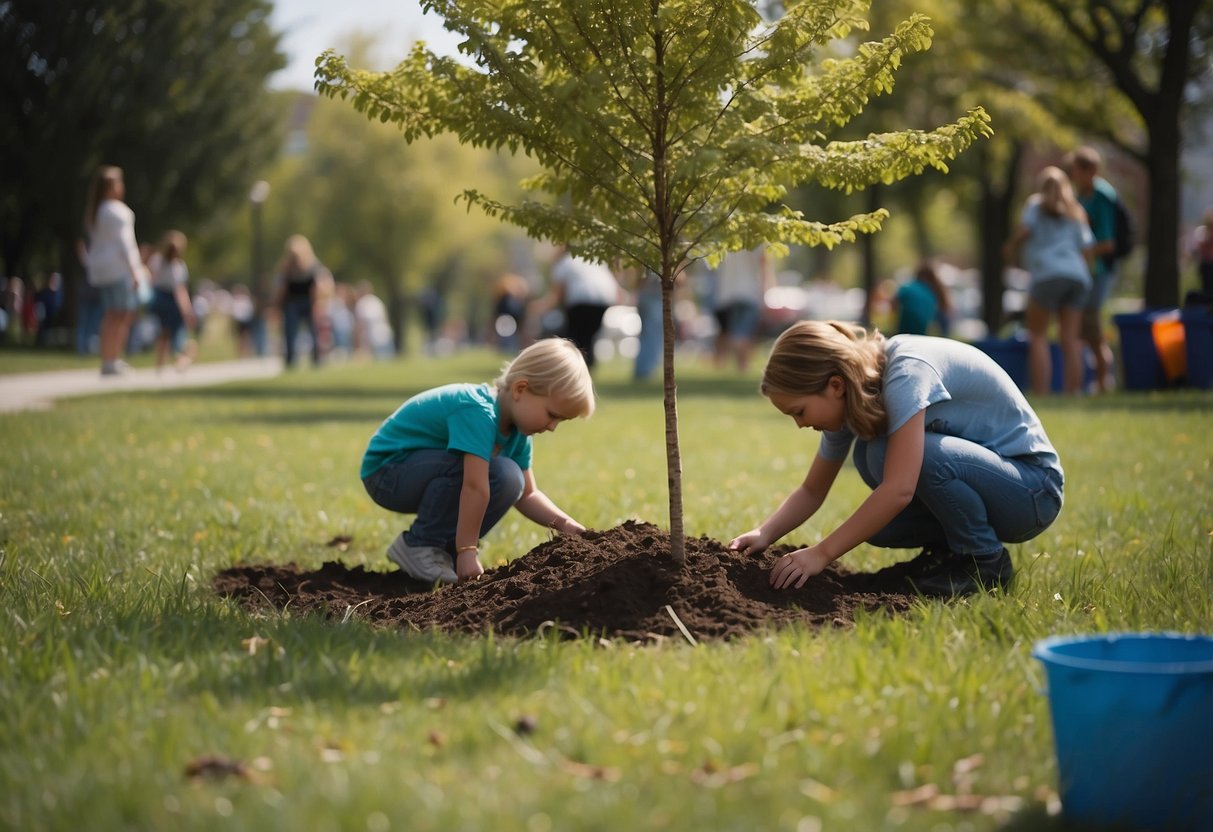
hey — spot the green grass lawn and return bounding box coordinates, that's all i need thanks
[1,350,1210,831]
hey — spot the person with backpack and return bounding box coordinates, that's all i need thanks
[1068,146,1129,394]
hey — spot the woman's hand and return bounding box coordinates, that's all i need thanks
[456,549,484,583]
[769,546,831,590]
[552,517,585,535]
[728,528,771,557]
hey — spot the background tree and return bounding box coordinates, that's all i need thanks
[318,0,990,563]
[0,0,285,319]
[1026,0,1213,308]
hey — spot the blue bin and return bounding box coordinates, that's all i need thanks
[1033,633,1213,830]
[973,336,1090,392]
[1182,307,1213,389]
[1114,311,1171,390]
[974,337,1029,389]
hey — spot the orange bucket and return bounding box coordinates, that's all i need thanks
[1151,318,1187,383]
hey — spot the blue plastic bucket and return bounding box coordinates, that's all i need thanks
[1114,310,1178,390]
[1032,633,1213,830]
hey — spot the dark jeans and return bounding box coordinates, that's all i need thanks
[282,296,318,367]
[565,304,609,369]
[362,450,526,550]
[853,433,1063,558]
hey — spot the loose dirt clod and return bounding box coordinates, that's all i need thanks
[213,521,922,641]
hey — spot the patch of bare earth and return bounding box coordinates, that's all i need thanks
[213,521,921,641]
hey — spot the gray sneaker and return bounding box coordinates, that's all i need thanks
[387,536,458,585]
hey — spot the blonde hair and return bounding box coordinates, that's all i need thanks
[84,166,123,233]
[760,321,887,439]
[494,338,595,418]
[1036,166,1087,223]
[279,234,317,274]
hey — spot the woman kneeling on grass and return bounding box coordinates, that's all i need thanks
[362,338,594,586]
[729,321,1063,598]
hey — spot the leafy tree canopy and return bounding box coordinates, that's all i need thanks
[0,0,286,278]
[317,0,991,278]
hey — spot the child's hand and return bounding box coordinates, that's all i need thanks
[728,528,770,557]
[552,518,585,535]
[456,549,484,583]
[769,546,830,590]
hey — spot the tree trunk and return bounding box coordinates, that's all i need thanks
[661,273,685,566]
[860,185,881,327]
[978,141,1023,334]
[1142,104,1183,309]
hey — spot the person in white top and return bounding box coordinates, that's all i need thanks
[147,230,197,372]
[529,246,620,370]
[353,281,395,359]
[712,245,773,372]
[84,166,148,376]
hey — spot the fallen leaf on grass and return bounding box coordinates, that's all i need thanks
[691,761,759,788]
[241,636,270,656]
[184,755,252,783]
[557,758,622,781]
[324,535,353,550]
[890,783,1024,815]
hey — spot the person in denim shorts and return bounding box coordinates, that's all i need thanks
[1004,166,1095,395]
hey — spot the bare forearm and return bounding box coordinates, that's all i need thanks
[817,484,912,562]
[760,486,823,543]
[456,484,490,549]
[515,490,579,532]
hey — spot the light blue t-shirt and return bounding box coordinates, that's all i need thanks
[817,335,1061,475]
[360,382,532,479]
[1021,199,1094,286]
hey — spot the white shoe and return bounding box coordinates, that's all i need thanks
[387,536,458,584]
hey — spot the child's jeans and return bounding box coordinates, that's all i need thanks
[853,433,1063,558]
[362,450,525,551]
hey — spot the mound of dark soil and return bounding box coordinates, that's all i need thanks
[213,521,922,641]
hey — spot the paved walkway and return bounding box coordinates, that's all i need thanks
[0,357,282,413]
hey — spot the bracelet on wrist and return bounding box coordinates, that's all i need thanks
[456,545,479,554]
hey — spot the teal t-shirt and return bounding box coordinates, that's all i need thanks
[895,280,939,335]
[1078,177,1117,279]
[360,382,532,479]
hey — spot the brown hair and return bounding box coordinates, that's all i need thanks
[761,321,888,439]
[83,166,123,233]
[160,230,187,260]
[915,261,952,316]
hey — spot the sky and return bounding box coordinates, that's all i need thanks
[268,0,460,91]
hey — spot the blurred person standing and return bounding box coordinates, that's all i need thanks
[83,166,147,376]
[1189,209,1213,303]
[229,284,256,357]
[147,230,197,372]
[892,261,953,336]
[489,273,530,355]
[1068,146,1118,393]
[1004,166,1094,395]
[272,234,332,368]
[713,245,773,372]
[529,246,620,371]
[354,281,395,359]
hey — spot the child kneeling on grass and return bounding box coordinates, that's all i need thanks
[362,338,595,585]
[729,321,1063,598]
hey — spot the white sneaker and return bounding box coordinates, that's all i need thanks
[387,536,458,584]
